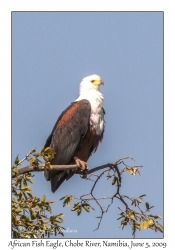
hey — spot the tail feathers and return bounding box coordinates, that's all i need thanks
[50,171,74,193]
[44,169,50,181]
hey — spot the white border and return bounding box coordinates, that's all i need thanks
[1,1,174,249]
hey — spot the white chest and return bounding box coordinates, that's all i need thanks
[75,90,105,135]
[89,98,104,135]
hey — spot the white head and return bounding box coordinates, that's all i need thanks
[79,74,104,95]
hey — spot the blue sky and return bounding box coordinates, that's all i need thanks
[12,12,163,238]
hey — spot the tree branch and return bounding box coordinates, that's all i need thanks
[69,157,143,232]
[12,150,163,237]
[12,164,79,178]
[12,163,115,178]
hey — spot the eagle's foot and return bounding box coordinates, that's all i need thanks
[74,157,88,171]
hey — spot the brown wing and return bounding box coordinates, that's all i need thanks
[44,99,91,192]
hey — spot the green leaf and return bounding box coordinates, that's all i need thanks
[82,204,90,212]
[57,213,64,217]
[27,192,33,198]
[120,218,129,226]
[71,203,80,211]
[140,219,154,230]
[145,202,149,210]
[70,195,74,201]
[25,189,32,193]
[44,147,52,152]
[28,157,39,166]
[60,195,68,201]
[149,214,162,219]
[33,152,40,157]
[20,185,30,190]
[18,193,22,200]
[140,220,148,230]
[42,195,46,202]
[48,200,56,203]
[127,212,134,219]
[149,206,154,210]
[147,218,154,227]
[139,194,146,198]
[50,215,56,222]
[107,173,112,179]
[77,207,82,216]
[122,166,141,176]
[133,211,139,215]
[25,176,33,184]
[14,155,19,165]
[30,208,36,219]
[12,166,18,174]
[112,176,117,185]
[117,216,124,220]
[40,146,45,153]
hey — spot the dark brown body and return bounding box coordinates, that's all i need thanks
[44,99,104,192]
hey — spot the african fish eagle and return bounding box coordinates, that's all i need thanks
[44,74,105,192]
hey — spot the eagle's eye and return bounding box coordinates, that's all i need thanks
[91,80,95,83]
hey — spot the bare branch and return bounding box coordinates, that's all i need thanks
[18,148,36,165]
[71,157,140,231]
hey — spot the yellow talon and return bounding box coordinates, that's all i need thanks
[74,157,88,171]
